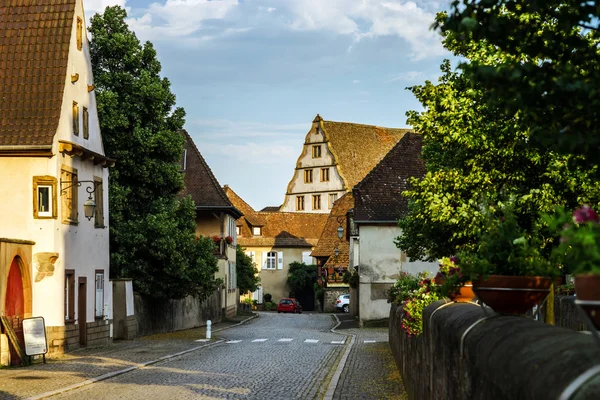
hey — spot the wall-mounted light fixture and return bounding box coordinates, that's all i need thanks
[60,180,100,221]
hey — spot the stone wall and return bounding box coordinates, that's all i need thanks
[86,319,112,348]
[134,289,222,337]
[389,302,600,400]
[323,287,349,313]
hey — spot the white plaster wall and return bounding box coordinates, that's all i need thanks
[125,280,134,317]
[0,0,111,331]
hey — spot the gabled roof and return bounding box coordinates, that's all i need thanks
[352,133,425,222]
[181,130,242,218]
[316,115,411,190]
[0,0,76,149]
[260,206,281,212]
[311,193,354,268]
[224,186,327,248]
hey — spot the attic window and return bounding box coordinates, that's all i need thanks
[72,102,79,136]
[236,226,241,236]
[296,195,305,211]
[304,169,313,183]
[312,145,321,158]
[83,107,89,139]
[329,193,338,209]
[77,17,83,51]
[320,168,329,182]
[312,194,321,210]
[253,227,262,236]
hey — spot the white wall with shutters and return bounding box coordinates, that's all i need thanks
[262,252,268,269]
[252,286,263,303]
[277,251,283,269]
[302,251,313,265]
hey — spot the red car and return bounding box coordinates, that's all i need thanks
[277,298,302,314]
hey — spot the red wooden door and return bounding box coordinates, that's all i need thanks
[5,258,25,365]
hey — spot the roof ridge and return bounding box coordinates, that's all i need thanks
[223,185,256,214]
[323,119,411,130]
[181,129,233,207]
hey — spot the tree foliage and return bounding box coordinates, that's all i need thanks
[440,1,600,167]
[90,6,219,300]
[287,262,317,297]
[397,14,600,261]
[236,246,260,295]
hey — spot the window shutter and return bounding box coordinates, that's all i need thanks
[258,286,263,303]
[95,273,104,318]
[277,252,283,269]
[262,252,268,269]
[302,252,312,265]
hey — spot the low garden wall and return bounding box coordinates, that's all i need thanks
[389,301,600,400]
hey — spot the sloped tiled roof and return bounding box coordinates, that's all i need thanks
[225,186,327,248]
[181,131,242,217]
[353,133,426,222]
[260,206,281,212]
[317,115,411,190]
[311,193,354,268]
[0,0,76,147]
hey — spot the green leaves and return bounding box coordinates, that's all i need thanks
[236,246,260,295]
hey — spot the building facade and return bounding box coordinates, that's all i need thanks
[0,0,114,364]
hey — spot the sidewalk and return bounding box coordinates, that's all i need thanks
[0,314,257,400]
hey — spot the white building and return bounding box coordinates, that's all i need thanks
[0,0,114,364]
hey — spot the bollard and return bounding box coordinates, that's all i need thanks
[206,320,212,339]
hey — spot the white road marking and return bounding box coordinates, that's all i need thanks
[195,339,211,342]
[331,340,345,344]
[252,339,268,342]
[278,338,293,342]
[304,339,319,343]
[226,340,242,344]
[363,340,376,343]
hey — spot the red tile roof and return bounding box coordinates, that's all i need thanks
[311,193,354,268]
[0,0,76,148]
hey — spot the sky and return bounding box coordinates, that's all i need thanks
[85,0,452,210]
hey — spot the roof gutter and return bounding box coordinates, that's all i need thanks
[195,205,244,219]
[0,145,53,157]
[353,220,399,225]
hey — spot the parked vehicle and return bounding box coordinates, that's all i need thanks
[277,298,302,314]
[336,294,350,313]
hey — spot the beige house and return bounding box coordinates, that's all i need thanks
[224,186,327,309]
[280,114,410,213]
[0,0,114,364]
[181,131,243,318]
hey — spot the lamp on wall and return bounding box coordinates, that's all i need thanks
[60,180,100,221]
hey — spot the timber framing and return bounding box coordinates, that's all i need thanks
[58,140,115,168]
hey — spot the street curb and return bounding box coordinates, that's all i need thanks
[213,313,258,333]
[25,339,224,400]
[323,314,357,400]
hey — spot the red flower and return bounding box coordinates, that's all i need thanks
[573,205,599,224]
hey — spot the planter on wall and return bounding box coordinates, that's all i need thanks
[472,275,552,314]
[449,282,475,302]
[574,273,600,329]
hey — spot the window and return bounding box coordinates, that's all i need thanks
[312,145,322,158]
[95,271,104,319]
[61,166,78,224]
[73,101,79,136]
[329,193,338,209]
[320,168,329,182]
[65,270,75,322]
[266,252,277,270]
[253,226,262,236]
[228,216,236,245]
[76,17,83,51]
[302,251,313,265]
[304,169,313,183]
[312,194,321,210]
[228,262,237,290]
[83,107,89,139]
[94,177,104,228]
[33,176,57,218]
[296,195,305,211]
[236,226,241,236]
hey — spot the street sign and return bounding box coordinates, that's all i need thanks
[22,317,47,356]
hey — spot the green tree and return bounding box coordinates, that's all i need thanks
[287,262,317,297]
[89,6,220,300]
[397,15,600,261]
[440,1,600,167]
[236,246,260,295]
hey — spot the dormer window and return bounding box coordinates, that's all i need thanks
[236,226,241,236]
[72,102,79,136]
[253,227,262,236]
[312,145,322,158]
[77,17,83,51]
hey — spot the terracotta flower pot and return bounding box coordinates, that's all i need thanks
[448,282,475,302]
[574,274,600,329]
[472,275,552,314]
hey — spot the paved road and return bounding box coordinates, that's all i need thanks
[51,313,351,400]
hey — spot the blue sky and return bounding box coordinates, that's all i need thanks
[86,0,452,210]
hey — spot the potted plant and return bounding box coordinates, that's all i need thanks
[387,271,422,304]
[457,201,559,314]
[224,236,233,245]
[550,205,600,327]
[400,275,441,336]
[433,256,474,302]
[211,235,222,245]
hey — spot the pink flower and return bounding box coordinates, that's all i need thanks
[573,205,599,224]
[449,255,459,264]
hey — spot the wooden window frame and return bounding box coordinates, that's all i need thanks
[76,17,83,51]
[266,252,277,270]
[329,193,338,209]
[304,169,313,183]
[65,269,75,323]
[95,270,104,320]
[320,168,330,182]
[312,194,321,210]
[94,176,105,228]
[61,165,79,225]
[296,195,305,211]
[83,107,89,139]
[73,101,79,136]
[33,176,58,219]
[253,226,262,236]
[312,145,322,158]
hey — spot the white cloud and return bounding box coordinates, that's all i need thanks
[352,79,360,84]
[388,70,424,82]
[84,0,126,19]
[198,142,297,165]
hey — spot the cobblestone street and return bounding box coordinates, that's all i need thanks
[0,313,405,400]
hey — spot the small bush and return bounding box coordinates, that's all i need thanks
[264,293,272,303]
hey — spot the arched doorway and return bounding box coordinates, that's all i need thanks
[4,257,25,365]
